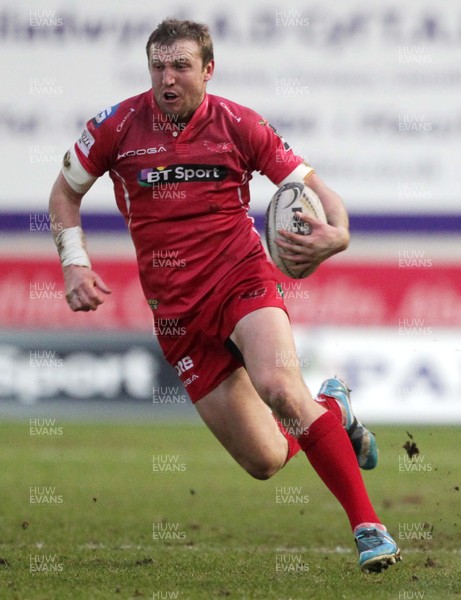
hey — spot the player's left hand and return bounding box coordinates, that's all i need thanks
[275,212,349,277]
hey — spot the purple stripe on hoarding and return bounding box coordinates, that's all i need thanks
[253,213,461,234]
[350,214,461,234]
[1,211,461,234]
[3,212,127,233]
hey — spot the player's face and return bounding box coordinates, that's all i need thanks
[148,39,214,122]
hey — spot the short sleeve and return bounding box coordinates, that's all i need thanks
[247,115,306,185]
[74,103,121,177]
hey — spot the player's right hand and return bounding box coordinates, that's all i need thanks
[63,265,112,312]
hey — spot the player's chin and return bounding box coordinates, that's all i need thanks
[159,104,179,116]
[155,96,179,114]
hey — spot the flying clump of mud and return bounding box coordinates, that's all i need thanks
[402,431,420,460]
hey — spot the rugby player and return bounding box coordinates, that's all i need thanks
[49,18,401,572]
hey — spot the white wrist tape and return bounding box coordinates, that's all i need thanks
[56,226,92,268]
[278,162,315,187]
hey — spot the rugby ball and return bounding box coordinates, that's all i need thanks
[265,181,327,278]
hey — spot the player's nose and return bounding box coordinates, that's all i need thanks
[162,66,176,86]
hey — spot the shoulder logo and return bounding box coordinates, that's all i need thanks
[92,103,120,128]
[267,122,292,152]
[76,128,95,158]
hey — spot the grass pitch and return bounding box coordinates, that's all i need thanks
[0,420,460,599]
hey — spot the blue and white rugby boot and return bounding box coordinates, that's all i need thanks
[354,525,402,573]
[317,377,378,470]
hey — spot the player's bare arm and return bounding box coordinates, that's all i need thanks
[275,172,350,274]
[49,172,111,312]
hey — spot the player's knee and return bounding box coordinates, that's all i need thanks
[240,449,284,480]
[244,458,281,480]
[257,377,300,415]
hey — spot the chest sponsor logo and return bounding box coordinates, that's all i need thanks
[117,146,166,160]
[92,103,120,128]
[138,164,228,186]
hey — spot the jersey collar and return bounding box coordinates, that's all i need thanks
[150,90,209,140]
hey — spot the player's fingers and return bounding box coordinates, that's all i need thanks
[80,275,111,308]
[294,212,318,224]
[278,241,315,260]
[94,275,112,295]
[277,216,327,241]
[276,228,312,243]
[280,252,314,265]
[66,285,101,312]
[275,236,310,248]
[66,289,91,312]
[275,238,313,255]
[85,282,105,304]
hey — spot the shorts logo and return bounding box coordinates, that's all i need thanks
[92,104,120,127]
[138,164,228,187]
[175,356,194,375]
[184,374,199,387]
[240,287,267,300]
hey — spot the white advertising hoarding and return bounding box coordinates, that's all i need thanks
[0,0,460,213]
[296,327,461,424]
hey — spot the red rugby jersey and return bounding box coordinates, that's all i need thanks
[73,90,305,317]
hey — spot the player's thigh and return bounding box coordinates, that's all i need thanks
[195,366,288,480]
[229,307,325,426]
[230,307,307,399]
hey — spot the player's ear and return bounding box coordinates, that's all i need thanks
[203,59,215,82]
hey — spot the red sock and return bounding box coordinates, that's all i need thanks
[315,394,343,424]
[298,411,380,530]
[274,395,343,467]
[274,417,301,465]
